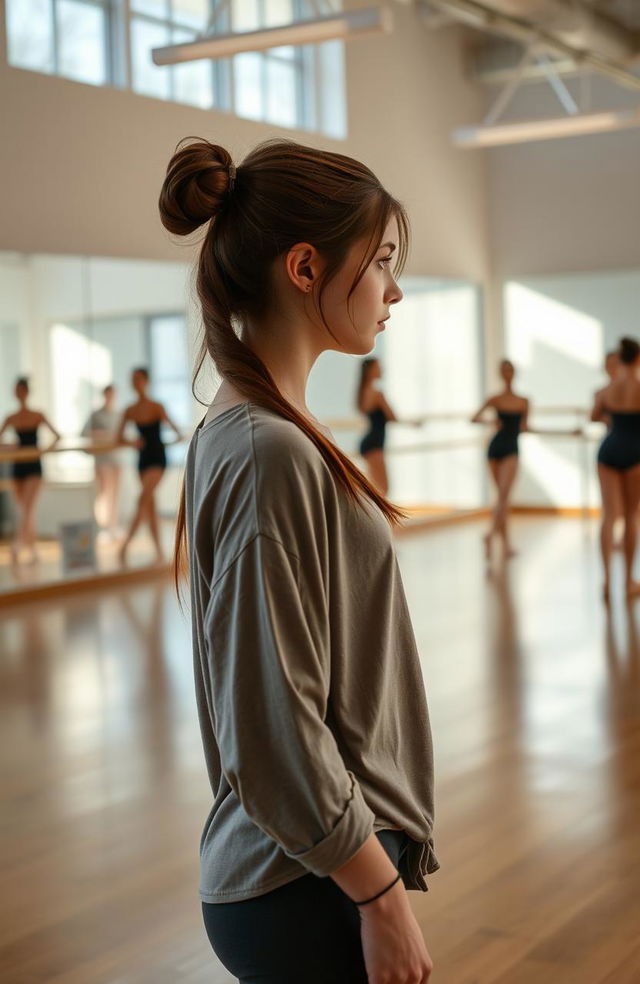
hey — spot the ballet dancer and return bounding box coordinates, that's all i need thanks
[0,377,60,564]
[115,367,182,564]
[471,359,528,561]
[159,137,437,983]
[356,357,398,495]
[591,350,623,548]
[591,336,640,601]
[82,384,122,539]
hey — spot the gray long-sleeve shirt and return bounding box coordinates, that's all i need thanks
[185,402,438,903]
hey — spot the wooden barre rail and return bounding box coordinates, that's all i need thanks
[0,428,604,467]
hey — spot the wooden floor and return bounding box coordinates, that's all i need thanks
[1,516,639,983]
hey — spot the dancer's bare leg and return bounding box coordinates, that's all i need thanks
[147,493,165,562]
[485,456,518,560]
[97,463,121,535]
[94,464,109,529]
[598,464,622,602]
[107,465,122,536]
[119,484,149,564]
[494,457,519,558]
[364,449,389,496]
[119,468,164,564]
[484,460,500,560]
[620,464,640,598]
[21,476,43,564]
[11,481,27,563]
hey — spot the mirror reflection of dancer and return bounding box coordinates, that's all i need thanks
[116,367,182,565]
[591,350,622,550]
[591,337,640,602]
[0,377,60,564]
[471,360,529,561]
[356,358,398,495]
[82,384,121,540]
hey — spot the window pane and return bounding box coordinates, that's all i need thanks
[266,55,297,127]
[270,43,296,61]
[265,0,293,26]
[319,39,347,138]
[57,0,107,86]
[171,0,209,30]
[131,17,171,98]
[234,52,264,120]
[172,27,214,107]
[131,0,169,17]
[149,315,188,383]
[232,0,260,31]
[6,0,54,73]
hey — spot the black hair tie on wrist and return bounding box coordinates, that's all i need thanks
[353,872,402,907]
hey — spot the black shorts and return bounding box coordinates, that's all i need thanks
[201,829,408,984]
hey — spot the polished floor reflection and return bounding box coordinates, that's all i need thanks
[1,517,638,983]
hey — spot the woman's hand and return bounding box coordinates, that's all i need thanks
[359,881,433,983]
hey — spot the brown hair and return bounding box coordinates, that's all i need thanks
[158,137,410,594]
[619,336,640,366]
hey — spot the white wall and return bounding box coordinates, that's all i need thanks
[486,74,640,279]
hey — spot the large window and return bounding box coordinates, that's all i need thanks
[7,0,109,84]
[5,0,347,136]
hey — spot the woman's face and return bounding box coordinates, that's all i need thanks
[605,353,619,379]
[501,362,515,385]
[132,371,146,395]
[15,382,28,402]
[319,215,403,357]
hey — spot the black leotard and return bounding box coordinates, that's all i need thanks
[136,419,166,473]
[359,408,388,456]
[487,411,522,461]
[12,428,43,481]
[597,411,640,471]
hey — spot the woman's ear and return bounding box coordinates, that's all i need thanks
[285,242,322,294]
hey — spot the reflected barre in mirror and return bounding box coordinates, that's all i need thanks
[0,404,613,599]
[0,434,189,596]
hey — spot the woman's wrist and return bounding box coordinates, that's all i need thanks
[353,871,402,907]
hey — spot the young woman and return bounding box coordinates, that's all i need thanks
[591,336,640,601]
[82,383,122,539]
[471,359,529,560]
[115,368,181,564]
[356,357,398,496]
[0,377,60,564]
[160,138,437,983]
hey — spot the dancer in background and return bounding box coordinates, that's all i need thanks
[0,377,60,564]
[116,367,182,565]
[82,384,121,540]
[592,350,620,431]
[357,357,421,495]
[592,337,640,602]
[591,350,622,548]
[471,359,528,561]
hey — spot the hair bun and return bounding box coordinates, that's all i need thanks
[619,336,640,365]
[159,137,234,236]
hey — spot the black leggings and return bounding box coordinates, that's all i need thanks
[202,829,408,984]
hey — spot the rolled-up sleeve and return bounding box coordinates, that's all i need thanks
[203,531,375,878]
